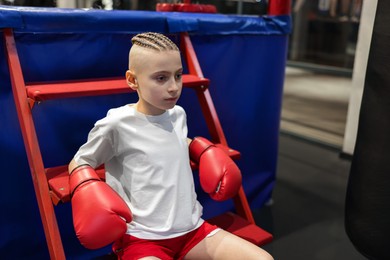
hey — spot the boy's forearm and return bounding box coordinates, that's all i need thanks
[68,158,79,174]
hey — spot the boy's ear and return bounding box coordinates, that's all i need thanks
[126,70,138,90]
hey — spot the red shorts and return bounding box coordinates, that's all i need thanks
[112,222,219,260]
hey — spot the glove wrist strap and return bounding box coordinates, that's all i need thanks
[69,165,100,197]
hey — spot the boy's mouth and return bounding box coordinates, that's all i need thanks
[165,97,178,102]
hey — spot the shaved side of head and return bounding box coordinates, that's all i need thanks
[128,32,179,72]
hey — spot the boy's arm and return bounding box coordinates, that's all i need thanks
[68,159,132,249]
[68,158,79,174]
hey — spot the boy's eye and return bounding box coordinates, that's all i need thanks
[175,73,183,81]
[156,75,167,82]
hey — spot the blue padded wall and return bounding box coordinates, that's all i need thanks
[0,6,290,259]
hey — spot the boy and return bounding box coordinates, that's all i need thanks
[68,32,273,260]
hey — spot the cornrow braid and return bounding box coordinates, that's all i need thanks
[131,32,179,51]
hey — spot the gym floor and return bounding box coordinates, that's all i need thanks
[255,133,365,260]
[253,67,366,259]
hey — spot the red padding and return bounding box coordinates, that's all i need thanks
[268,0,291,15]
[156,3,217,13]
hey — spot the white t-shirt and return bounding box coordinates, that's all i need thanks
[73,104,204,239]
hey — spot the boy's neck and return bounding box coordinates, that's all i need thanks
[134,102,167,116]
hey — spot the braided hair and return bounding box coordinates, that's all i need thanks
[131,32,179,51]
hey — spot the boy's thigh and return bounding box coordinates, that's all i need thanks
[184,229,273,260]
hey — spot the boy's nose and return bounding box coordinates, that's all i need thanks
[168,79,180,93]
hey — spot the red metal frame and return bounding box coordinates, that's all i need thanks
[180,33,227,146]
[4,28,66,260]
[180,32,255,223]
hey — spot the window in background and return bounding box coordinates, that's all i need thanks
[289,0,362,74]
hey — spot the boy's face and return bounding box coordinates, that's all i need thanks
[126,48,183,116]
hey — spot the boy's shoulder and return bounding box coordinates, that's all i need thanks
[169,105,187,119]
[95,105,133,126]
[106,105,133,117]
[173,105,185,114]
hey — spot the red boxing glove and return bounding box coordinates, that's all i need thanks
[189,137,242,201]
[69,165,132,249]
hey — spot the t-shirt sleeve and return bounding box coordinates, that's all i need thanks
[73,119,116,169]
